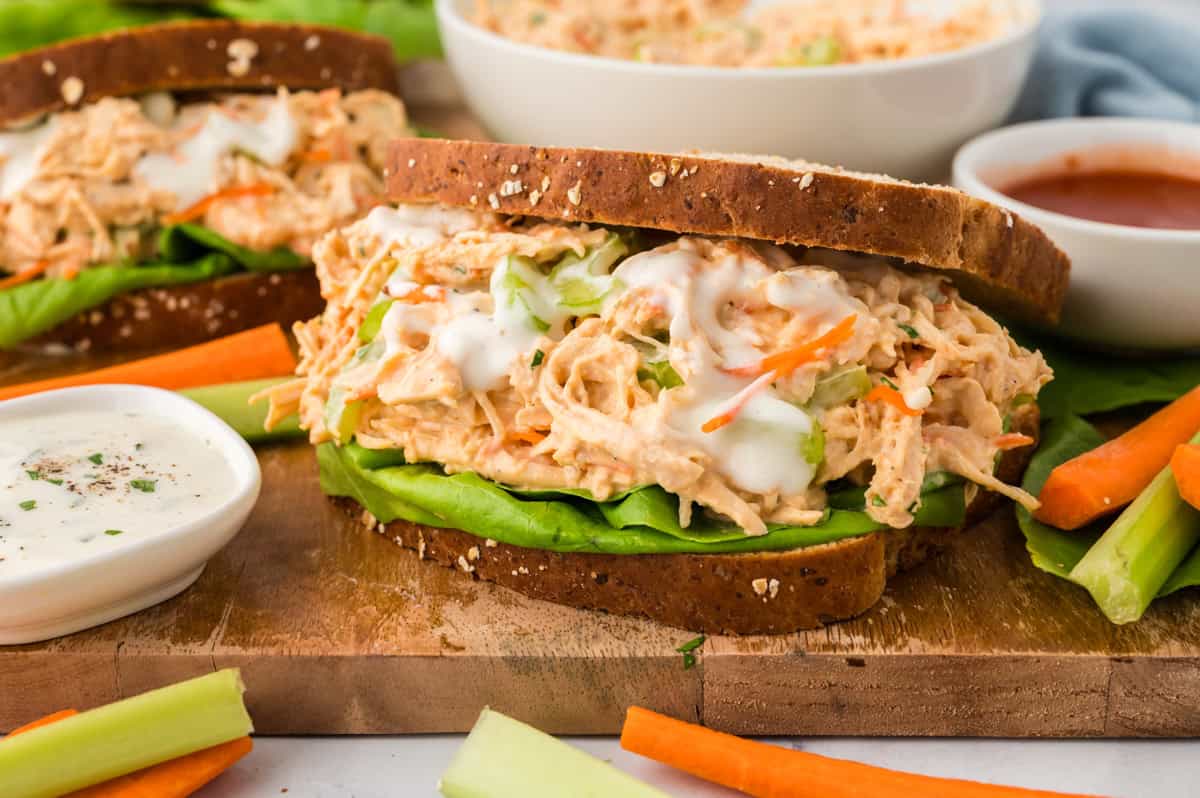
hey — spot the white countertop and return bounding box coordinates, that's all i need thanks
[200,735,1199,797]
[207,1,1198,796]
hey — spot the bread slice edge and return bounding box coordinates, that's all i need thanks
[386,139,1070,327]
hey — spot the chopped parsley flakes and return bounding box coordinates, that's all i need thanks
[531,349,545,368]
[129,479,157,493]
[104,529,124,536]
[899,324,919,339]
[676,634,706,670]
[880,376,899,391]
[18,500,36,511]
[87,453,103,465]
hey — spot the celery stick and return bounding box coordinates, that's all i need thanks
[1069,431,1200,624]
[0,669,253,798]
[440,708,669,798]
[181,378,303,443]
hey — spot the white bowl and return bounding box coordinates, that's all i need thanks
[953,117,1200,351]
[0,385,261,644]
[436,0,1041,180]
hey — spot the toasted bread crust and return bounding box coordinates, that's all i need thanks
[0,20,400,126]
[346,408,1038,635]
[29,270,322,353]
[385,140,1070,326]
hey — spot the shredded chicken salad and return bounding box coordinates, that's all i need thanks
[472,0,1019,67]
[273,204,1050,537]
[0,88,407,280]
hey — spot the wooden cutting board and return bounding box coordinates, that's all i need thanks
[2,101,1199,738]
[3,435,1199,737]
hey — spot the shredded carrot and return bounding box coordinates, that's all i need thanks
[509,428,547,445]
[1035,385,1200,530]
[395,285,445,303]
[1171,443,1200,512]
[704,315,857,432]
[0,324,297,402]
[995,433,1036,451]
[0,259,50,291]
[701,371,775,433]
[300,148,333,163]
[4,708,78,738]
[864,384,922,416]
[162,183,275,225]
[621,706,1104,798]
[724,314,857,379]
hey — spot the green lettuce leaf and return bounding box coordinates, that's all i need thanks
[0,254,235,349]
[319,442,967,555]
[1016,331,1200,420]
[1015,414,1200,596]
[159,224,307,273]
[0,1,196,57]
[0,224,309,349]
[210,0,441,61]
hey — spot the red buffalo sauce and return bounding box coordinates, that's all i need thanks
[1001,169,1200,230]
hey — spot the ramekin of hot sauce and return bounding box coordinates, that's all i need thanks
[953,118,1200,351]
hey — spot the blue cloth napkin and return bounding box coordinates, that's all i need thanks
[1012,8,1200,122]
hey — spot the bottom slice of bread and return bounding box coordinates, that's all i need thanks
[30,270,324,352]
[341,407,1037,635]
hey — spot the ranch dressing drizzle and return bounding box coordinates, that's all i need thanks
[609,243,821,496]
[366,204,491,251]
[134,91,298,210]
[0,410,237,577]
[0,117,57,201]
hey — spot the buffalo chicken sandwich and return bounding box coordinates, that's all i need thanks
[0,20,408,351]
[268,140,1070,634]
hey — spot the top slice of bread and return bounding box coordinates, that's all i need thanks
[0,20,401,127]
[386,139,1070,325]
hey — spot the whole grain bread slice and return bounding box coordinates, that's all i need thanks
[347,405,1037,635]
[0,20,400,127]
[386,139,1070,326]
[29,270,323,353]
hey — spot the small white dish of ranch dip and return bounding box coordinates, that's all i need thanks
[0,385,260,644]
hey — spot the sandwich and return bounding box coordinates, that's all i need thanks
[0,20,407,352]
[268,139,1070,634]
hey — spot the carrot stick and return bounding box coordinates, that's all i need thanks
[1171,443,1200,511]
[4,709,79,738]
[5,710,250,797]
[863,384,922,416]
[162,183,275,225]
[1035,384,1200,530]
[69,737,252,798]
[0,323,296,402]
[0,259,50,291]
[620,707,1104,798]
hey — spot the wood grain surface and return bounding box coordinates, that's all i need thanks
[2,430,1198,736]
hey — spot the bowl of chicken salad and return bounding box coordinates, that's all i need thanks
[437,0,1042,180]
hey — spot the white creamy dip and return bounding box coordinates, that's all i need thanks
[0,410,238,576]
